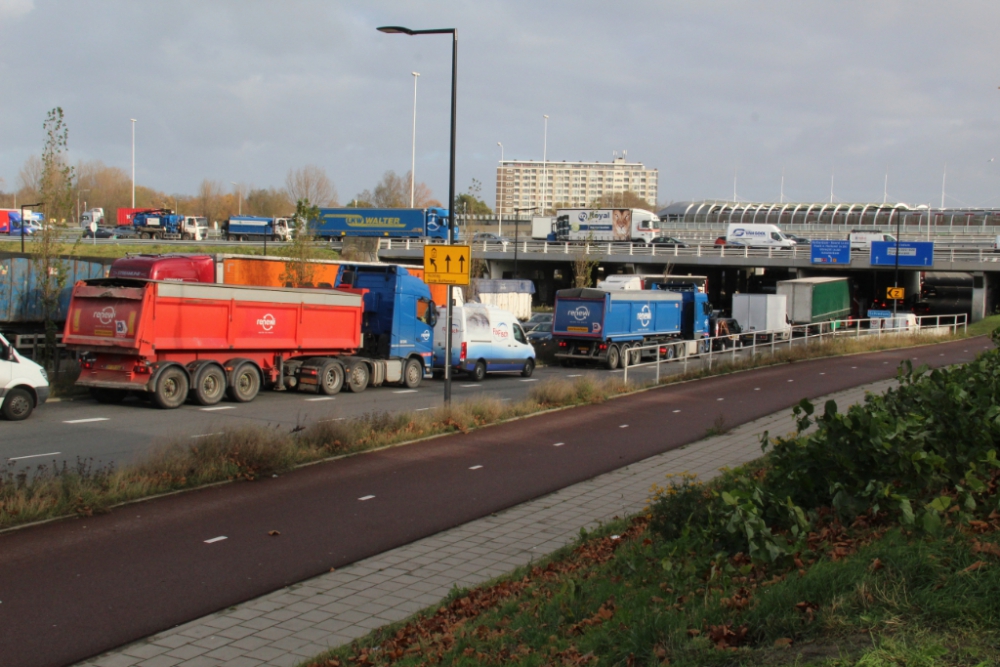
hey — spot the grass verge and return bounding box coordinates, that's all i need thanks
[0,330,976,532]
[299,333,1000,667]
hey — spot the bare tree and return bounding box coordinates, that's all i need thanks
[285,165,337,206]
[591,190,656,211]
[197,179,226,225]
[405,171,437,208]
[371,170,408,208]
[17,154,44,202]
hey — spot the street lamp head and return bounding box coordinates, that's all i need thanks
[543,114,549,119]
[130,118,136,123]
[412,71,420,77]
[378,26,414,35]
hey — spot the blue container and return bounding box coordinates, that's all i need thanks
[0,255,109,324]
[314,208,448,240]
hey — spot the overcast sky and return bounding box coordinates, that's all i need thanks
[2,1,999,209]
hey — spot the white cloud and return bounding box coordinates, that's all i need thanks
[0,0,33,20]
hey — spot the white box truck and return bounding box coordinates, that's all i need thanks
[531,216,555,240]
[0,333,50,420]
[555,208,660,244]
[731,294,790,342]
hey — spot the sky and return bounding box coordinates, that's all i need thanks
[1,1,999,209]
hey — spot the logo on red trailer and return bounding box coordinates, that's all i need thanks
[94,306,116,325]
[257,313,276,332]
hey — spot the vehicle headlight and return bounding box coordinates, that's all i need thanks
[39,368,48,381]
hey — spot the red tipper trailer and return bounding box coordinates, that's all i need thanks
[63,278,366,408]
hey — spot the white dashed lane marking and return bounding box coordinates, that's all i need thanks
[305,397,335,402]
[567,374,582,378]
[358,495,375,501]
[190,433,223,439]
[460,384,482,388]
[63,418,109,424]
[520,379,538,382]
[619,424,629,429]
[553,442,565,447]
[673,409,681,413]
[469,465,483,470]
[204,536,227,544]
[200,406,234,412]
[393,390,418,394]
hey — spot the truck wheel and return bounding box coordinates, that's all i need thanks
[346,363,369,393]
[402,358,423,388]
[319,360,344,395]
[153,366,189,409]
[193,364,227,406]
[228,363,261,402]
[699,339,710,354]
[470,360,487,382]
[1,387,34,421]
[521,358,535,378]
[605,345,620,370]
[664,345,676,360]
[92,388,127,404]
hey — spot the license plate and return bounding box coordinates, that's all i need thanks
[578,347,589,354]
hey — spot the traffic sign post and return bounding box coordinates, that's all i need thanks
[423,245,471,285]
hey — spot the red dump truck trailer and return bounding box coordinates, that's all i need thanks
[63,278,372,409]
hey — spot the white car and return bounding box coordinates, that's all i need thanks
[0,333,50,420]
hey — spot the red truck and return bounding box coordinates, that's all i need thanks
[63,279,368,408]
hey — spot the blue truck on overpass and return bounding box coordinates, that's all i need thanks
[553,284,711,369]
[314,207,450,241]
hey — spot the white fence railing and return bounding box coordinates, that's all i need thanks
[378,238,1000,265]
[621,314,968,384]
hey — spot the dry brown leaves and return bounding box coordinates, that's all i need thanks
[795,601,819,623]
[706,623,748,650]
[310,517,648,667]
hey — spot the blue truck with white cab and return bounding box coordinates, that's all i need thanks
[314,207,450,241]
[331,262,437,389]
[224,216,294,242]
[553,283,711,369]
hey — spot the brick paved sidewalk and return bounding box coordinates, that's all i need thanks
[78,379,895,667]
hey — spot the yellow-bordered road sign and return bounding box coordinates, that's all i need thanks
[423,245,471,285]
[886,286,905,300]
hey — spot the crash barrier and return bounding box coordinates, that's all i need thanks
[621,313,968,384]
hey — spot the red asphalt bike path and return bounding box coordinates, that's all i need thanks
[0,337,988,667]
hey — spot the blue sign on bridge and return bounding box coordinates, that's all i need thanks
[870,241,934,267]
[810,239,851,265]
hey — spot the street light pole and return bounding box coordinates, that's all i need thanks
[497,142,503,237]
[130,119,137,208]
[892,205,901,317]
[20,203,42,253]
[410,72,420,208]
[379,24,458,405]
[542,115,549,214]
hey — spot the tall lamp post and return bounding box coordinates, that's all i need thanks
[379,24,458,404]
[130,119,137,208]
[542,115,549,214]
[20,203,42,253]
[497,142,503,236]
[410,72,420,208]
[892,204,903,317]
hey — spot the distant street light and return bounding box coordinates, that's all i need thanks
[379,24,458,405]
[230,181,242,216]
[542,114,549,214]
[410,71,420,208]
[20,203,42,253]
[497,142,503,236]
[130,119,137,208]
[76,189,90,224]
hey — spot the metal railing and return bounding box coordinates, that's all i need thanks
[378,237,1000,265]
[621,313,968,384]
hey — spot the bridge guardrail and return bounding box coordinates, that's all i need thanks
[621,313,968,384]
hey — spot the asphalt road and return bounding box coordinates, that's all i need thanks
[1,352,735,468]
[0,337,988,667]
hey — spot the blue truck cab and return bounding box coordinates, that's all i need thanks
[553,285,710,369]
[334,263,437,380]
[315,208,450,242]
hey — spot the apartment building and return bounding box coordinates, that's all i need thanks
[494,157,658,216]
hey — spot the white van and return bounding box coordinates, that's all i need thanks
[432,304,535,381]
[849,230,896,249]
[0,333,50,420]
[726,223,795,248]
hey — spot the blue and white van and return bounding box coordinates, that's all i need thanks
[432,304,535,381]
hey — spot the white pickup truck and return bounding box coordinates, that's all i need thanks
[0,333,50,420]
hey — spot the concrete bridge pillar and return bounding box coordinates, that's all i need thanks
[972,272,988,323]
